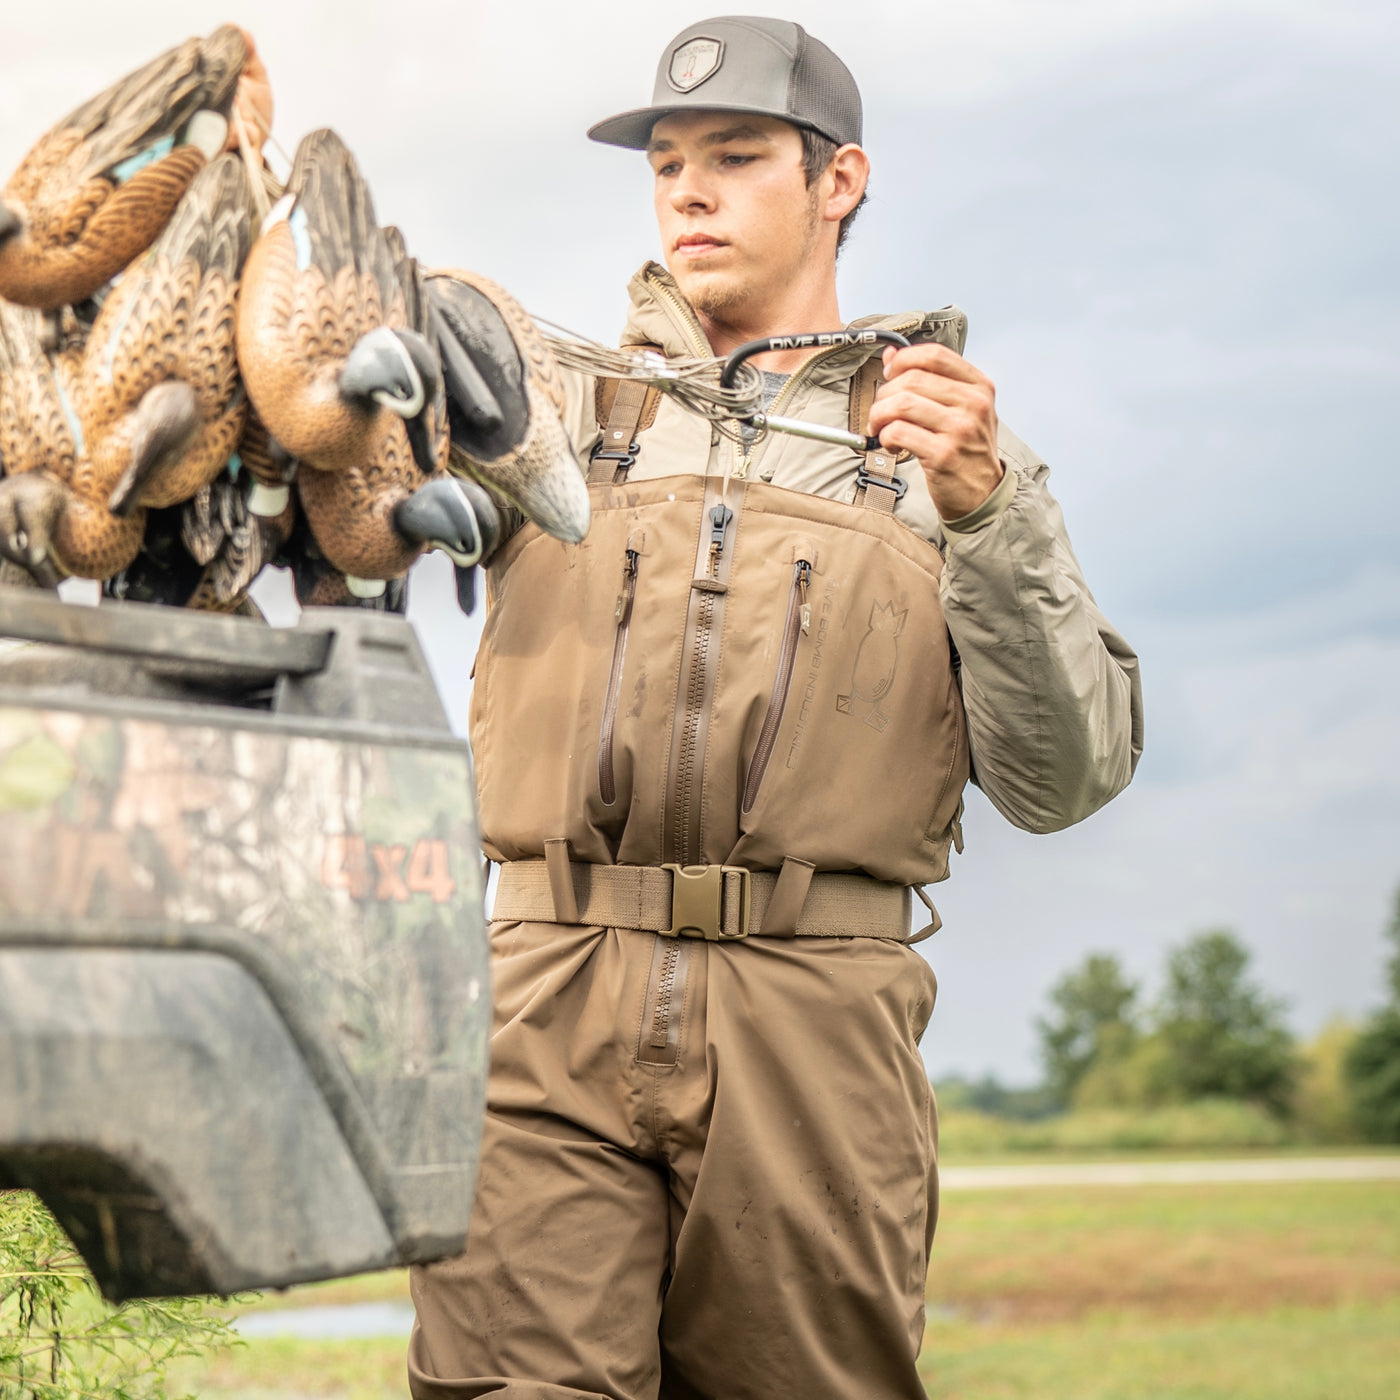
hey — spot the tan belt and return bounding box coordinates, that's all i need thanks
[493,853,934,943]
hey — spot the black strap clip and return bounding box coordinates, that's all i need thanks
[856,462,908,500]
[590,438,640,470]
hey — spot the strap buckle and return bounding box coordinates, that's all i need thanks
[856,462,908,500]
[589,439,640,471]
[660,863,751,941]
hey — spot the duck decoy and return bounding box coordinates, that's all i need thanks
[0,24,255,311]
[290,226,458,593]
[0,300,142,584]
[80,152,254,520]
[426,267,590,545]
[236,128,442,478]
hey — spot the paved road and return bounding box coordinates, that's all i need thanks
[940,1156,1400,1190]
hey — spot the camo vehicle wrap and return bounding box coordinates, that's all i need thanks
[0,702,488,1178]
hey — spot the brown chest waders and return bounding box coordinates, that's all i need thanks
[471,349,968,950]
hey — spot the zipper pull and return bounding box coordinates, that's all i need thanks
[798,560,812,634]
[615,549,638,621]
[709,503,734,560]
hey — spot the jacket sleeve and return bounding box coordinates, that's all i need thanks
[936,424,1143,833]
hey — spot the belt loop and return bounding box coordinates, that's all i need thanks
[758,856,816,936]
[909,885,941,944]
[544,838,579,923]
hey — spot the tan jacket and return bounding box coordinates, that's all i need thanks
[541,263,1143,836]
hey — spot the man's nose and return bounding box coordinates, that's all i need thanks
[668,166,716,215]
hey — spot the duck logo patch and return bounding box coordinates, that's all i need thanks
[668,37,724,93]
[836,600,907,733]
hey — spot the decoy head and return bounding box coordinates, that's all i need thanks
[340,326,438,421]
[427,272,590,545]
[105,381,203,518]
[392,476,495,567]
[0,473,67,588]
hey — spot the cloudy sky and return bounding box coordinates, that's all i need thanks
[2,0,1395,1081]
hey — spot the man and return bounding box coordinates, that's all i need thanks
[410,16,1141,1400]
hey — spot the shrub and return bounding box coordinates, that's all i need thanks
[0,1190,237,1400]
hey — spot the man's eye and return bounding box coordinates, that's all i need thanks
[657,162,681,177]
[721,154,755,167]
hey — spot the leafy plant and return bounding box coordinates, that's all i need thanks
[0,1190,238,1400]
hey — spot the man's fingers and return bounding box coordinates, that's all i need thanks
[875,367,991,413]
[882,342,989,388]
[876,418,947,465]
[868,389,979,442]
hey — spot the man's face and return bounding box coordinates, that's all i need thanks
[647,111,821,319]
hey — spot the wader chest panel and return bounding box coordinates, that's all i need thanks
[473,469,969,887]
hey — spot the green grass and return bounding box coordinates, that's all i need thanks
[170,1178,1400,1399]
[922,1300,1400,1399]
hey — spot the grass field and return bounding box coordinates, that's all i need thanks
[170,1175,1400,1399]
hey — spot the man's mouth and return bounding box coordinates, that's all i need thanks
[674,234,727,258]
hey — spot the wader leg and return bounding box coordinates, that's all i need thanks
[656,935,939,1400]
[408,921,671,1400]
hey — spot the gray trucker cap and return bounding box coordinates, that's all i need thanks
[588,16,862,151]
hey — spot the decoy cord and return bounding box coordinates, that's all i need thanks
[534,319,765,445]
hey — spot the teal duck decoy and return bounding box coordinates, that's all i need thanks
[426,267,589,544]
[235,128,442,478]
[0,24,255,311]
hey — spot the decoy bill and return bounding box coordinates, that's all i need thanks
[0,25,258,310]
[426,268,590,545]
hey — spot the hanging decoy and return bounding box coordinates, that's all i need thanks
[80,152,254,520]
[0,24,256,311]
[426,267,590,544]
[292,231,477,594]
[0,300,141,584]
[236,128,442,478]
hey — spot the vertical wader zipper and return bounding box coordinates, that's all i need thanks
[742,558,812,813]
[597,543,640,806]
[668,497,734,864]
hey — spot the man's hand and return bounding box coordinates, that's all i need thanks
[867,345,1004,521]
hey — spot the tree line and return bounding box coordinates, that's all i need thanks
[941,887,1400,1143]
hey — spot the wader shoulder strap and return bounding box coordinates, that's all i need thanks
[849,356,908,515]
[590,348,663,485]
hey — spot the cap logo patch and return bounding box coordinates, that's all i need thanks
[667,37,724,93]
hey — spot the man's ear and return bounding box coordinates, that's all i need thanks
[825,143,870,226]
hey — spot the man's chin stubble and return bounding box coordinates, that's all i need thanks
[685,273,753,320]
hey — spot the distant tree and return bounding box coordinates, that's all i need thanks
[932,1073,1059,1121]
[1036,953,1140,1107]
[1344,886,1400,1142]
[1150,929,1296,1115]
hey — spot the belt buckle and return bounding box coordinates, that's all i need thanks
[661,864,751,941]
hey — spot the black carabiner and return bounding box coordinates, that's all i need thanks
[719,328,911,390]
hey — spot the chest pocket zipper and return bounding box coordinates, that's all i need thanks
[598,534,643,806]
[742,554,814,814]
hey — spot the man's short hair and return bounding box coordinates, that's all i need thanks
[799,128,867,253]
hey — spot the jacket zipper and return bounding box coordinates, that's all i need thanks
[643,267,713,358]
[670,498,733,863]
[741,559,811,813]
[597,544,640,806]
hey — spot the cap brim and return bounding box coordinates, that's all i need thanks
[587,102,834,150]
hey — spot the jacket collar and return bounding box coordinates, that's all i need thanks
[619,261,968,385]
